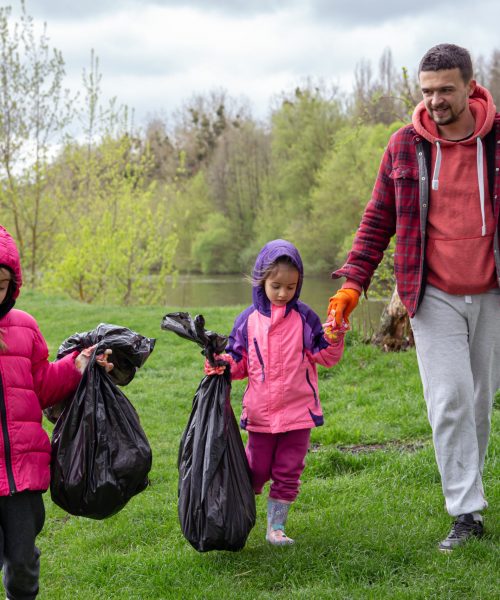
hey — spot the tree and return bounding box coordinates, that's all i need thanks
[300,121,402,273]
[351,48,418,125]
[172,90,246,176]
[260,83,345,253]
[486,49,500,108]
[42,53,177,304]
[0,1,72,285]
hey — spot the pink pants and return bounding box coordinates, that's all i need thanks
[245,429,311,503]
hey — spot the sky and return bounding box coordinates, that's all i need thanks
[10,0,500,129]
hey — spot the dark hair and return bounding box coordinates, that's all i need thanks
[250,255,298,288]
[418,43,473,83]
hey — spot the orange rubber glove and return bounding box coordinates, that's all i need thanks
[327,288,360,326]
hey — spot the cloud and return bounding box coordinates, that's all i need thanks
[27,0,284,20]
[13,0,500,129]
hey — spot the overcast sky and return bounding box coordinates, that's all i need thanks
[11,0,500,128]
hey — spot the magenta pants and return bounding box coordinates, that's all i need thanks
[245,429,311,502]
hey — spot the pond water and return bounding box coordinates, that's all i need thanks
[164,274,386,337]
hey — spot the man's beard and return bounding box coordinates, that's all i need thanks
[429,102,466,125]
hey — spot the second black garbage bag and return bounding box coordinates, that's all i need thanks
[50,323,155,519]
[161,312,256,552]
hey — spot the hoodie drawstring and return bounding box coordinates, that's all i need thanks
[476,137,487,236]
[432,138,487,237]
[431,141,441,191]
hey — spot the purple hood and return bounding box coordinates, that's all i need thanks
[252,239,303,316]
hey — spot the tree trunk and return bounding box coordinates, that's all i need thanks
[371,287,414,351]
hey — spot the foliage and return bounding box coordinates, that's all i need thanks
[40,54,177,304]
[6,1,500,316]
[191,212,234,274]
[298,121,402,275]
[42,136,177,305]
[0,0,72,285]
[267,85,345,230]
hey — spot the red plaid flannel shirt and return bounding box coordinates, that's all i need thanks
[333,119,500,317]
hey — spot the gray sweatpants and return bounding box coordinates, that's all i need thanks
[0,491,45,600]
[410,285,500,517]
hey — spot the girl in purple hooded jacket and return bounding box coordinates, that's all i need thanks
[205,239,346,545]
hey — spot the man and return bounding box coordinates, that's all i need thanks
[329,43,500,551]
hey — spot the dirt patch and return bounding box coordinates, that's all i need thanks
[310,440,427,454]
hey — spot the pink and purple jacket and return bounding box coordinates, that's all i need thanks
[225,240,344,434]
[0,226,82,496]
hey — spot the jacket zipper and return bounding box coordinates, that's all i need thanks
[0,372,17,494]
[253,338,265,382]
[305,369,319,406]
[416,139,430,310]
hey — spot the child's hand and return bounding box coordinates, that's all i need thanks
[76,345,114,373]
[96,349,113,372]
[204,354,230,376]
[323,309,350,342]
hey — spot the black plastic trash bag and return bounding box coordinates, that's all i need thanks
[50,324,154,519]
[57,322,155,386]
[161,312,256,552]
[44,323,155,423]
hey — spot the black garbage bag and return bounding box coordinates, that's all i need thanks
[50,325,154,519]
[57,322,155,386]
[44,323,155,423]
[161,312,256,552]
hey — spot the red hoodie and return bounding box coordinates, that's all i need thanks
[411,84,497,295]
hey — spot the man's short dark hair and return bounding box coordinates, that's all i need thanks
[419,43,473,83]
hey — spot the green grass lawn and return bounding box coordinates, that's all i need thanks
[7,292,499,599]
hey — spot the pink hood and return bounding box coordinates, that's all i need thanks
[0,225,22,300]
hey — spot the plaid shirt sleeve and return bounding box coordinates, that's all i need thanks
[332,138,397,291]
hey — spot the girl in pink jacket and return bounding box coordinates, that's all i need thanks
[205,239,345,545]
[0,225,111,600]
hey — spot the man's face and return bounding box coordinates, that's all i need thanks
[419,68,475,127]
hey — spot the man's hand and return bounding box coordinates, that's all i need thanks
[327,288,360,326]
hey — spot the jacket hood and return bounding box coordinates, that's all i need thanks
[412,83,496,144]
[252,239,303,316]
[0,225,22,303]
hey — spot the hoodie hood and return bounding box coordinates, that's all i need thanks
[0,226,22,314]
[412,84,496,238]
[252,239,303,316]
[412,83,496,145]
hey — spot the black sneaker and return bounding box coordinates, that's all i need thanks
[438,513,484,552]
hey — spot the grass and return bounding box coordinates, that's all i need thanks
[6,291,499,599]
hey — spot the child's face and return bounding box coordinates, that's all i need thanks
[0,269,11,305]
[264,263,299,307]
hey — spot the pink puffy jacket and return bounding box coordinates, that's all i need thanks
[0,226,81,496]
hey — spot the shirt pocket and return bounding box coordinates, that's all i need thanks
[389,165,419,181]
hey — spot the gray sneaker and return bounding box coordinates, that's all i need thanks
[438,513,484,552]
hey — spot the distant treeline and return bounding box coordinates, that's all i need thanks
[2,2,500,304]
